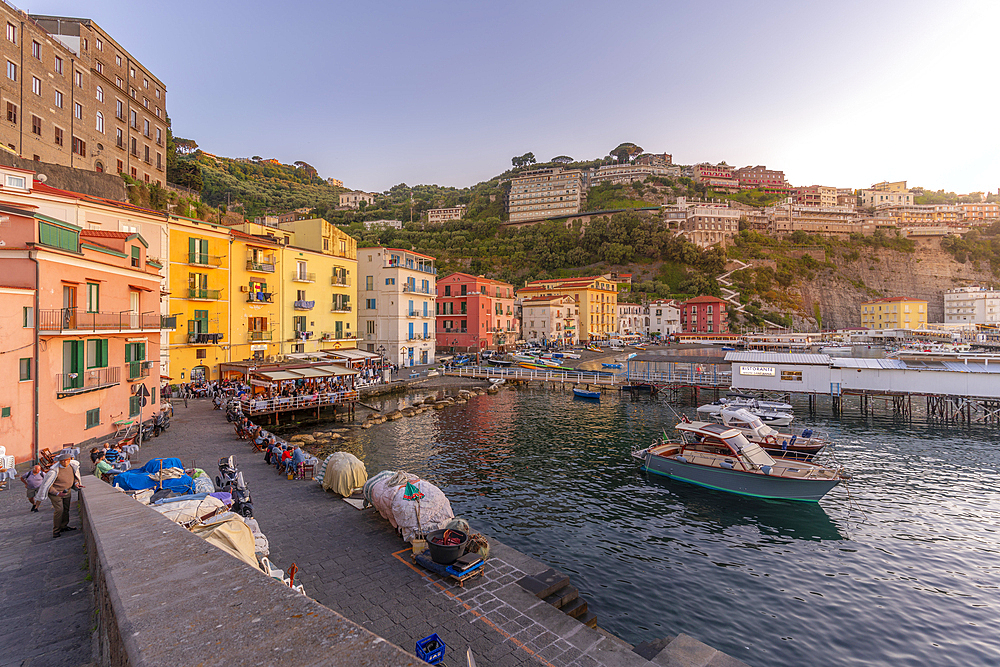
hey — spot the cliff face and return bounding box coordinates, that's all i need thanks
[794,237,994,330]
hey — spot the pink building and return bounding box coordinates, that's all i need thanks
[734,165,789,193]
[680,296,730,334]
[436,273,518,353]
[0,202,164,463]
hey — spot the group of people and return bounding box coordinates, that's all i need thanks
[89,442,133,482]
[262,440,312,476]
[6,451,85,538]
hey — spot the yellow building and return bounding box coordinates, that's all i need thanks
[167,216,232,382]
[230,230,282,363]
[279,244,356,354]
[517,274,618,342]
[861,297,927,330]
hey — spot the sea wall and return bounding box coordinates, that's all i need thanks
[79,476,421,667]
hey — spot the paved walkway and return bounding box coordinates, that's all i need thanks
[137,398,658,667]
[0,475,94,666]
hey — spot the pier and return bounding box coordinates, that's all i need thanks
[446,365,622,386]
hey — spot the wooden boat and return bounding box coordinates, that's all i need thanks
[633,422,846,502]
[572,388,601,400]
[602,363,622,369]
[711,408,829,460]
[487,359,513,367]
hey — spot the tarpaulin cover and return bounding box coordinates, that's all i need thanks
[364,471,454,542]
[193,476,215,494]
[113,470,194,493]
[149,495,225,524]
[141,458,184,473]
[321,452,368,497]
[190,515,258,568]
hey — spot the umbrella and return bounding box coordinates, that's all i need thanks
[403,481,425,539]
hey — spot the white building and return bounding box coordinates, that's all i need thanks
[427,206,466,225]
[507,167,584,224]
[357,247,437,367]
[590,163,680,186]
[646,299,681,337]
[520,295,578,346]
[663,198,742,248]
[860,189,914,208]
[362,219,403,230]
[616,302,645,335]
[340,192,376,209]
[944,286,1000,325]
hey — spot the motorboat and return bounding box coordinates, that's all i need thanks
[632,422,846,502]
[572,387,601,400]
[722,392,792,411]
[712,408,829,460]
[697,397,794,427]
[602,363,622,369]
[818,345,852,356]
[487,358,513,367]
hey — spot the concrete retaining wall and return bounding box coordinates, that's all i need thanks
[0,154,128,200]
[80,477,421,666]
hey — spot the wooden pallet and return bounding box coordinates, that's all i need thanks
[413,552,485,587]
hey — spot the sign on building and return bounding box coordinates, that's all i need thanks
[739,366,776,376]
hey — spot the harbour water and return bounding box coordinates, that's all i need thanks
[316,386,1000,667]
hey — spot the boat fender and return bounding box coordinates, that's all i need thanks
[760,465,772,475]
[720,460,735,470]
[675,456,687,464]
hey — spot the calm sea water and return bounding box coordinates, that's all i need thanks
[317,387,1000,667]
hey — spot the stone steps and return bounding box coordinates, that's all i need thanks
[634,633,751,667]
[516,566,599,629]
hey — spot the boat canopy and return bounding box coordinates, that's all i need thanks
[677,422,776,467]
[721,407,778,437]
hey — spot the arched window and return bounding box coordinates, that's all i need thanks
[96,85,103,102]
[95,111,104,133]
[95,161,104,173]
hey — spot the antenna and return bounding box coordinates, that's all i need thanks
[37,174,48,182]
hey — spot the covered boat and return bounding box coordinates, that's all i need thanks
[711,408,829,460]
[633,422,845,502]
[696,398,793,426]
[572,387,601,400]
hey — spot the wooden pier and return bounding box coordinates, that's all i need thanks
[238,390,358,425]
[446,366,620,386]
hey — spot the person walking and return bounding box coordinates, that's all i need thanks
[34,451,84,538]
[20,464,44,512]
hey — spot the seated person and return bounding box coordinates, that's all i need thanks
[94,452,114,481]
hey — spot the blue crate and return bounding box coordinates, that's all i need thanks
[415,633,446,664]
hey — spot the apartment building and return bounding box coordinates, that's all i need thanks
[793,185,839,208]
[633,153,672,167]
[680,296,729,334]
[230,231,281,363]
[590,163,680,186]
[944,287,1000,325]
[427,206,466,225]
[507,167,584,224]
[327,177,343,188]
[616,302,644,335]
[958,203,1000,226]
[339,191,375,209]
[436,273,517,354]
[646,299,681,337]
[362,219,403,230]
[861,297,927,330]
[877,204,962,228]
[861,188,914,208]
[517,275,617,342]
[357,247,436,367]
[0,201,163,462]
[281,244,354,354]
[767,203,871,237]
[0,8,167,183]
[734,165,788,192]
[690,163,739,192]
[663,198,742,248]
[837,188,858,207]
[521,295,577,346]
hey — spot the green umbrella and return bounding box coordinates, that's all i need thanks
[403,481,425,539]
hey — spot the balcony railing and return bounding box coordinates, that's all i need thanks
[188,252,224,267]
[127,360,153,381]
[320,332,355,342]
[293,300,316,310]
[291,272,316,283]
[386,261,436,275]
[331,302,352,313]
[187,332,224,344]
[188,289,221,300]
[402,285,436,295]
[56,366,121,398]
[246,292,273,303]
[39,309,163,332]
[331,275,352,286]
[246,259,276,273]
[248,331,273,342]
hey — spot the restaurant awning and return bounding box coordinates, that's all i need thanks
[288,367,332,378]
[257,370,304,381]
[314,364,360,376]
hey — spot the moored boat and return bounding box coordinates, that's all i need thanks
[633,422,846,502]
[488,358,513,367]
[572,387,601,400]
[602,362,622,369]
[711,408,829,460]
[697,398,794,427]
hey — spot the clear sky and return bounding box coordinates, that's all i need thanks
[35,0,1000,193]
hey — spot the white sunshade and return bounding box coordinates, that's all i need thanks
[314,364,360,376]
[257,370,304,381]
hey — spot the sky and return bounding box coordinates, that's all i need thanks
[33,0,1000,193]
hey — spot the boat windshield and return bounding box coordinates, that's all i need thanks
[723,433,775,467]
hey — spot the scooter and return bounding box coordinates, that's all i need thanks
[216,456,239,491]
[227,471,254,518]
[152,410,171,437]
[226,401,243,423]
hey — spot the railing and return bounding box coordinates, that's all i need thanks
[448,366,620,385]
[294,300,316,310]
[386,262,436,275]
[320,332,355,341]
[39,309,163,332]
[161,316,177,330]
[188,289,221,300]
[56,366,121,397]
[188,252,223,267]
[331,275,352,286]
[291,272,316,283]
[625,367,732,387]
[402,285,436,295]
[239,390,359,415]
[188,332,224,344]
[246,292,273,303]
[246,259,276,273]
[331,303,352,313]
[127,361,151,381]
[248,331,273,342]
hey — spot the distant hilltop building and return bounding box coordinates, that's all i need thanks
[691,163,739,193]
[590,163,680,186]
[633,153,672,167]
[793,185,839,208]
[958,202,1000,226]
[339,191,376,209]
[0,8,168,184]
[662,197,741,248]
[734,165,789,193]
[869,180,908,193]
[507,167,584,224]
[362,219,403,230]
[427,205,466,225]
[861,187,914,208]
[944,287,1000,325]
[327,177,343,188]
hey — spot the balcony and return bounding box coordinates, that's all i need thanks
[293,300,316,310]
[248,331,273,342]
[246,259,276,273]
[56,366,121,398]
[188,289,221,300]
[39,309,163,333]
[187,332,224,344]
[188,252,224,267]
[402,284,436,295]
[331,275,352,287]
[290,330,314,341]
[331,302,352,313]
[320,332,355,342]
[291,271,316,283]
[127,360,153,381]
[246,292,273,303]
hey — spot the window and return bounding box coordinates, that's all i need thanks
[143,98,148,109]
[6,22,14,44]
[116,99,123,119]
[32,76,40,95]
[19,358,30,381]
[86,339,108,368]
[115,54,121,66]
[129,395,140,417]
[54,56,63,75]
[143,119,149,136]
[366,298,376,309]
[86,283,100,312]
[54,90,63,108]
[96,85,103,102]
[385,277,394,285]
[116,128,123,148]
[130,66,135,78]
[195,349,207,359]
[86,408,101,429]
[144,145,149,162]
[74,70,82,87]
[366,320,376,334]
[62,340,84,389]
[156,152,162,169]
[365,276,373,290]
[131,246,140,267]
[117,159,123,173]
[155,127,162,145]
[72,136,86,157]
[96,37,103,51]
[6,174,25,188]
[155,88,160,99]
[96,111,104,133]
[82,38,88,51]
[74,102,83,119]
[115,76,122,88]
[293,315,306,332]
[129,109,136,128]
[780,370,803,382]
[23,306,33,327]
[54,126,63,146]
[38,221,77,250]
[155,107,161,118]
[5,101,16,123]
[143,77,148,89]
[6,60,15,81]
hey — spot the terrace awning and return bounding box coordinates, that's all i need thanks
[314,364,360,376]
[257,370,304,381]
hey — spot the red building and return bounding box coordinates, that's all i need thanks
[734,165,790,194]
[436,273,518,354]
[680,296,729,334]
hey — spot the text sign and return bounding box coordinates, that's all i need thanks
[740,366,776,376]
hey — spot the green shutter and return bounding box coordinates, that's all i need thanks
[101,339,108,367]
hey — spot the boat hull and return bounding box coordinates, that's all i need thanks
[641,452,840,502]
[572,388,601,400]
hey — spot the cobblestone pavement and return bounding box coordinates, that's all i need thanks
[138,399,651,667]
[0,474,93,666]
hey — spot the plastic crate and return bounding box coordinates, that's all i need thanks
[415,633,446,664]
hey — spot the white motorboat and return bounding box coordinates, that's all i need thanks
[714,408,829,460]
[697,397,794,427]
